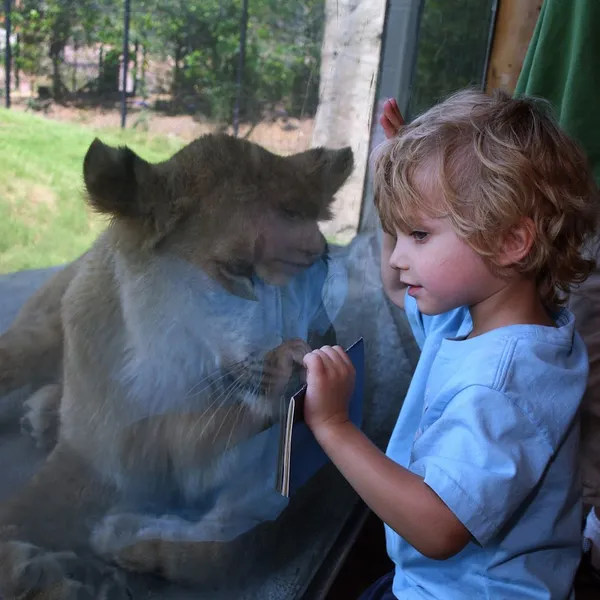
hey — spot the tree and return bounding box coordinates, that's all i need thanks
[12,2,47,93]
[311,0,386,242]
[10,0,327,121]
[408,0,496,119]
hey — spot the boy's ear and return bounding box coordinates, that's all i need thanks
[497,217,536,266]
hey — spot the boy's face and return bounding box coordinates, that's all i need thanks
[381,171,505,316]
[384,218,500,315]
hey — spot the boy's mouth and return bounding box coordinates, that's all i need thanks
[407,284,422,296]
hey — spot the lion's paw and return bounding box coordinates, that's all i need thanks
[91,512,185,575]
[91,513,149,556]
[20,383,61,451]
[0,540,131,599]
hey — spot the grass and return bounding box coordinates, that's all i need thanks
[0,108,185,273]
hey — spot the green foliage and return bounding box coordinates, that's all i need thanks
[12,3,48,82]
[11,0,325,121]
[98,48,121,93]
[0,108,183,272]
[408,0,496,119]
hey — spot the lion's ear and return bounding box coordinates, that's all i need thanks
[83,138,154,218]
[289,146,354,195]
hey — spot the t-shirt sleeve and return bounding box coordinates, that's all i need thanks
[408,385,554,546]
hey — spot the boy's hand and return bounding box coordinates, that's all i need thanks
[380,98,404,139]
[302,345,355,434]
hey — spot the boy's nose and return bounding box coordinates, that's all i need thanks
[389,246,409,271]
[390,258,408,272]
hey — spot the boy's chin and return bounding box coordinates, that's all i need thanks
[415,297,457,316]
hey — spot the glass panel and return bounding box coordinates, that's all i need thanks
[0,2,404,599]
[360,0,496,232]
[407,0,497,119]
[0,0,495,597]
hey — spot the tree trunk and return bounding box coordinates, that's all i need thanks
[4,0,11,109]
[132,39,139,96]
[51,53,61,100]
[14,33,19,91]
[72,41,78,92]
[141,45,147,97]
[49,40,66,101]
[173,40,183,94]
[311,0,387,243]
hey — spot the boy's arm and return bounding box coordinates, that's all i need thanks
[303,347,470,560]
[381,231,407,311]
[313,420,471,560]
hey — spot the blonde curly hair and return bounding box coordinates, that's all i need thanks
[373,89,600,309]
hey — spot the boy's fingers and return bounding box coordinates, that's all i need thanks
[313,348,335,371]
[381,109,402,136]
[382,105,395,122]
[385,98,404,127]
[319,346,351,376]
[303,351,324,375]
[387,111,403,130]
[391,98,404,121]
[380,116,397,139]
[332,345,353,368]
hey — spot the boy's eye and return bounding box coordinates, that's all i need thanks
[411,230,428,241]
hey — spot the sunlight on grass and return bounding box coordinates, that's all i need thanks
[0,109,184,273]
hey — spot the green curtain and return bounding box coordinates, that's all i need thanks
[515,0,600,183]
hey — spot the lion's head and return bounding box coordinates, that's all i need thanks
[83,134,353,299]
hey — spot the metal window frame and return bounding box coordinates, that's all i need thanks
[358,0,499,235]
[358,0,424,234]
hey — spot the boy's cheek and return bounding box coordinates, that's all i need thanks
[381,261,397,289]
[381,264,405,306]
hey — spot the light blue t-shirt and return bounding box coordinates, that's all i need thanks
[386,293,588,600]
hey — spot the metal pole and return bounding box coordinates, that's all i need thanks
[481,0,499,91]
[233,0,249,136]
[4,0,11,109]
[121,0,131,128]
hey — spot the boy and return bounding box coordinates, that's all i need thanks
[302,90,599,599]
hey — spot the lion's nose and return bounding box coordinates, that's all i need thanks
[303,231,327,262]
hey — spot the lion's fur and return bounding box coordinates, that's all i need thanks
[0,133,353,597]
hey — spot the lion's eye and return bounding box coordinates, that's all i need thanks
[227,260,252,276]
[282,207,302,220]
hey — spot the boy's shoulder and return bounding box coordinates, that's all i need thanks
[426,306,588,449]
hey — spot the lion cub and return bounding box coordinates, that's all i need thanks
[0,133,353,598]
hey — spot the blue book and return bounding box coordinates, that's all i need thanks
[276,338,365,497]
